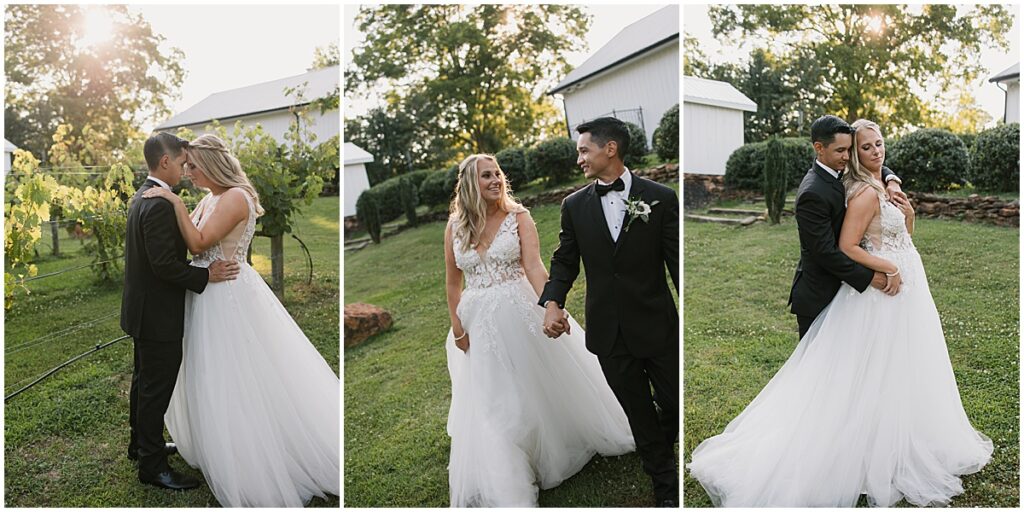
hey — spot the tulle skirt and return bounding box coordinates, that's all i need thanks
[166,264,340,507]
[446,278,635,507]
[688,249,992,507]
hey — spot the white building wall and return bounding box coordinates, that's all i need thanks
[344,163,371,217]
[179,108,340,147]
[4,151,11,174]
[560,40,679,147]
[1005,81,1020,124]
[683,102,746,175]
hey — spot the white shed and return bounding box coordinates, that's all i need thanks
[989,62,1020,124]
[683,76,757,175]
[344,142,373,218]
[550,5,679,147]
[156,65,340,146]
[4,138,16,175]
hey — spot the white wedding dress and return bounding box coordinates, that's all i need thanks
[165,190,340,507]
[688,189,993,507]
[445,210,635,507]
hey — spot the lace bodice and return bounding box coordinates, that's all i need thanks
[190,190,258,268]
[453,211,526,289]
[858,191,915,254]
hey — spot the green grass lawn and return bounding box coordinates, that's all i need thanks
[4,196,340,507]
[682,216,1019,507]
[344,183,679,507]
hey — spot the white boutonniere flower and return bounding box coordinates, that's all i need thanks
[624,197,660,232]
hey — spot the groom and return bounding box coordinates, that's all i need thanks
[789,115,905,337]
[539,117,679,507]
[120,132,238,490]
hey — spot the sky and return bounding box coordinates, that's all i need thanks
[683,4,1021,128]
[132,4,339,133]
[343,4,669,120]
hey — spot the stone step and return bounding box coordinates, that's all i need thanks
[686,214,761,226]
[708,207,764,216]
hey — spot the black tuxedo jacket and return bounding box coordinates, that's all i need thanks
[788,163,895,318]
[539,172,679,358]
[120,180,209,342]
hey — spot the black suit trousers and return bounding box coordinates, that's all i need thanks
[597,330,679,502]
[129,337,182,476]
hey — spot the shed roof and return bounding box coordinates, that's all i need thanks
[4,138,17,152]
[683,76,757,112]
[989,62,1020,83]
[344,142,374,166]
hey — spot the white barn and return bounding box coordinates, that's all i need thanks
[4,138,16,174]
[155,65,340,146]
[683,76,757,175]
[989,62,1020,124]
[344,142,373,218]
[550,5,679,147]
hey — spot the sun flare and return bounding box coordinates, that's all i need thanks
[77,7,115,49]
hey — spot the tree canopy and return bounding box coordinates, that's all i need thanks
[688,5,1012,139]
[347,4,589,162]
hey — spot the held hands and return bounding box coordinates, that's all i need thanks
[885,180,908,203]
[207,259,240,283]
[869,270,901,296]
[891,193,915,222]
[542,302,571,339]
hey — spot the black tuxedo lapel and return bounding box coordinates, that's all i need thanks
[813,162,845,196]
[586,184,616,248]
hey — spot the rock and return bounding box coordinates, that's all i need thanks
[344,303,393,348]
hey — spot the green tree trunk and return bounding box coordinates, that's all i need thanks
[763,137,787,225]
[271,234,285,300]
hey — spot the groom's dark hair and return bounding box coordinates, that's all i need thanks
[144,132,190,171]
[577,117,630,160]
[810,115,854,146]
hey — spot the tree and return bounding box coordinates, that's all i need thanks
[344,102,455,185]
[5,5,185,160]
[707,5,1012,134]
[348,5,589,155]
[310,42,339,69]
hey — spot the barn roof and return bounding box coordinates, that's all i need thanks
[156,65,339,131]
[550,5,678,94]
[684,76,757,112]
[989,62,1020,83]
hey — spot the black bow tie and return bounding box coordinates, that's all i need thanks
[596,178,625,196]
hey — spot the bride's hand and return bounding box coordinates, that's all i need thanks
[454,330,470,353]
[882,270,902,295]
[142,187,179,203]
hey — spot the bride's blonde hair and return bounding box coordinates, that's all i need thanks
[449,154,524,250]
[188,134,265,216]
[844,119,887,201]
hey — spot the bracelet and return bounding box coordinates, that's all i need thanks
[454,331,467,341]
[885,268,900,277]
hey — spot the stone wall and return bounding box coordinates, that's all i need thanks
[909,192,1019,227]
[682,173,756,210]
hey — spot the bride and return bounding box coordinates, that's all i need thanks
[443,154,635,507]
[143,134,339,507]
[687,120,992,507]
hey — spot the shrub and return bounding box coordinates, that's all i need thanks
[399,176,418,226]
[444,163,460,196]
[623,122,648,169]
[418,169,452,207]
[355,191,382,243]
[970,123,1019,192]
[653,104,679,161]
[763,138,788,224]
[724,137,814,191]
[527,137,578,184]
[402,169,433,190]
[495,146,530,189]
[885,128,969,192]
[361,173,421,224]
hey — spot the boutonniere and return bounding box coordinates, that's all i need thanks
[624,196,660,232]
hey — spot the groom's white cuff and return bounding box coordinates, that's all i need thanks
[885,174,902,185]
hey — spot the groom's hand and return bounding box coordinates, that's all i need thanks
[869,271,887,290]
[208,259,240,283]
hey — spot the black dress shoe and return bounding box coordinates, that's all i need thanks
[127,443,179,461]
[138,469,200,490]
[657,499,677,507]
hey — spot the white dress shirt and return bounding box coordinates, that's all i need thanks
[147,175,172,191]
[597,167,631,243]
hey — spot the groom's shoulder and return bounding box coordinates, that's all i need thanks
[563,183,593,205]
[635,175,675,198]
